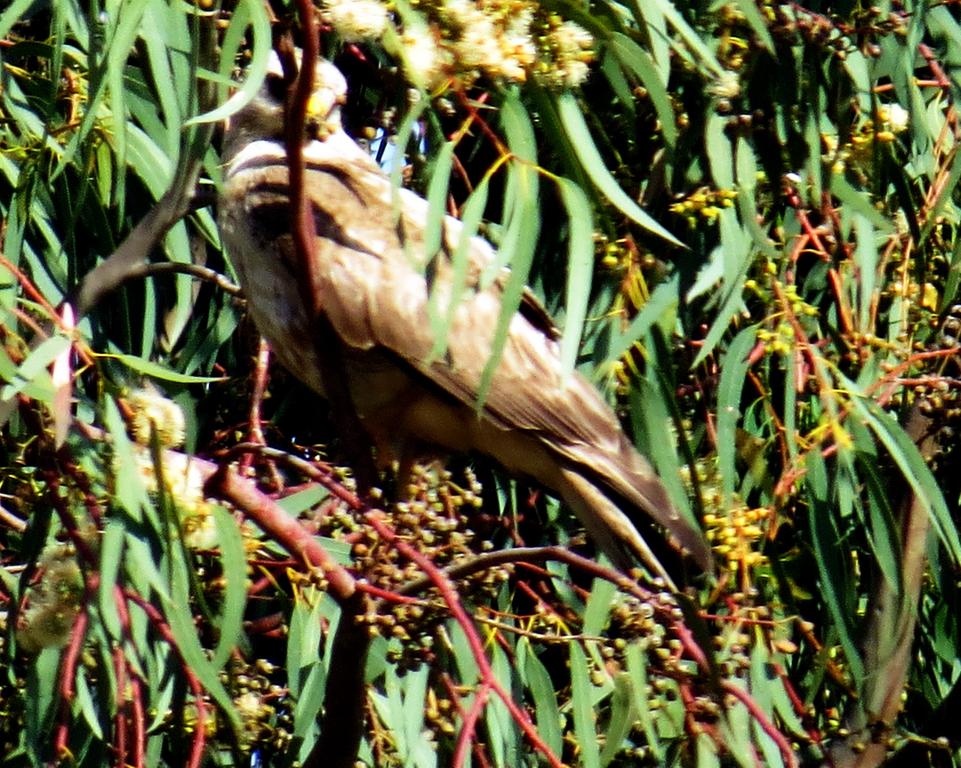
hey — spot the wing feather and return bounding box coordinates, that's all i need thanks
[299,139,707,561]
[223,131,709,568]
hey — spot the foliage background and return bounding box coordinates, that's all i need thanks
[2,0,961,766]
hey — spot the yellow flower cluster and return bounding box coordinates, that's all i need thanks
[703,505,767,571]
[681,459,767,576]
[755,322,796,355]
[746,268,820,355]
[669,187,737,226]
[823,102,910,174]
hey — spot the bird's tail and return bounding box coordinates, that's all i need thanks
[556,468,680,588]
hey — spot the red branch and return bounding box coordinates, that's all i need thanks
[454,683,493,767]
[52,608,90,759]
[365,512,564,768]
[285,1,322,319]
[130,674,146,768]
[205,463,357,601]
[113,645,129,768]
[123,590,208,768]
[722,680,798,768]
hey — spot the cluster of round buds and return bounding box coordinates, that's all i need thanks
[597,236,660,273]
[669,187,737,226]
[754,323,797,356]
[609,591,686,669]
[223,658,292,755]
[423,688,458,736]
[333,466,482,565]
[915,377,961,428]
[703,504,767,571]
[349,465,511,667]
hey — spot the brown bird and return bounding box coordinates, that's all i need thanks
[218,52,711,582]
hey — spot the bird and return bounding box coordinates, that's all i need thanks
[218,50,712,582]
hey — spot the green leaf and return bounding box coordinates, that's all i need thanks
[607,273,679,364]
[104,353,225,383]
[569,641,601,768]
[606,33,677,149]
[849,393,961,565]
[557,92,683,247]
[97,518,126,641]
[276,484,330,515]
[518,642,562,757]
[477,93,539,406]
[0,336,69,402]
[210,506,247,669]
[25,648,61,746]
[556,176,595,373]
[648,0,723,74]
[696,732,722,768]
[733,0,775,51]
[0,0,37,39]
[583,577,616,637]
[600,674,635,766]
[424,140,456,262]
[164,551,242,733]
[185,0,273,126]
[852,215,878,330]
[75,669,105,740]
[747,636,784,767]
[288,592,325,698]
[626,641,661,761]
[400,664,430,766]
[691,209,753,367]
[428,175,490,362]
[830,175,893,231]
[716,325,758,503]
[630,375,698,530]
[805,449,865,686]
[706,112,734,189]
[852,443,901,594]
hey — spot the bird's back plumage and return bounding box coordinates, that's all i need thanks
[219,55,712,579]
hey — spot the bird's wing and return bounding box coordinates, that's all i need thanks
[298,137,618,457]
[291,137,709,565]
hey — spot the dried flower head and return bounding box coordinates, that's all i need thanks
[128,388,186,448]
[400,22,449,89]
[539,19,594,88]
[322,0,390,42]
[16,544,84,653]
[879,103,909,133]
[317,0,594,89]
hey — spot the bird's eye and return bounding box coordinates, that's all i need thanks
[264,73,287,104]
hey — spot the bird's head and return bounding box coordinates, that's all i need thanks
[222,50,348,156]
